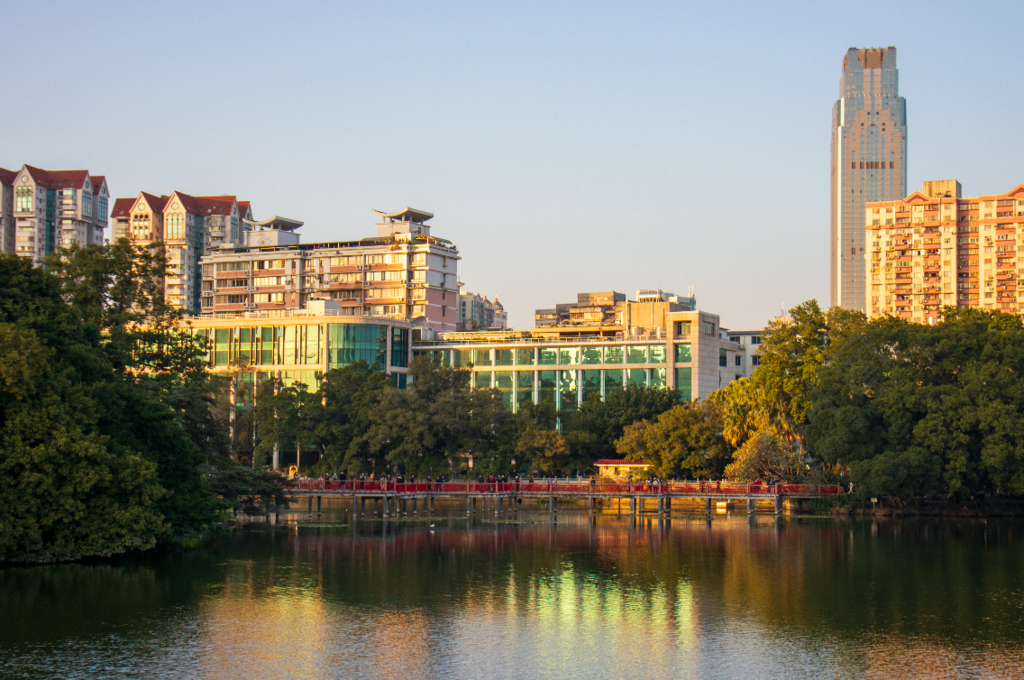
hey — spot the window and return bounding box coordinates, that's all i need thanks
[16,187,33,212]
[391,327,409,368]
[735,355,742,366]
[330,255,360,267]
[676,321,691,336]
[750,335,762,345]
[166,214,185,239]
[675,344,691,363]
[719,348,727,367]
[702,321,715,336]
[253,293,284,303]
[253,276,282,287]
[752,356,761,366]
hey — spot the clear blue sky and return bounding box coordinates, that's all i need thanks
[3,0,1022,329]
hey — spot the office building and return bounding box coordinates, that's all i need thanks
[185,299,412,389]
[199,208,460,333]
[111,190,255,312]
[865,180,1024,322]
[831,47,907,311]
[7,165,109,263]
[417,308,740,409]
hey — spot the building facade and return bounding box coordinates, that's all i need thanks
[415,310,740,410]
[185,301,412,389]
[457,288,508,330]
[831,47,907,312]
[865,181,1024,323]
[533,290,696,339]
[199,208,460,333]
[111,190,254,312]
[725,329,771,379]
[7,165,108,263]
[0,167,14,253]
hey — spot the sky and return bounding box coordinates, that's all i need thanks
[2,0,1022,330]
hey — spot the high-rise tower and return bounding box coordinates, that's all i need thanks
[831,47,907,311]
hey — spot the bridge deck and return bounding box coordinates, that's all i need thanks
[286,480,842,500]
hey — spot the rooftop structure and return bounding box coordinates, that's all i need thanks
[533,289,696,339]
[199,208,460,332]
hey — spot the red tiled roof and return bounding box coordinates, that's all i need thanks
[138,191,169,213]
[23,165,54,187]
[194,195,237,216]
[237,200,252,219]
[111,197,135,218]
[90,175,105,193]
[47,170,90,189]
[593,459,650,466]
[0,167,15,186]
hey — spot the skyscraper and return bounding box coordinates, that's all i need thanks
[831,47,907,310]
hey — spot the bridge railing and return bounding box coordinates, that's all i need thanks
[286,479,843,496]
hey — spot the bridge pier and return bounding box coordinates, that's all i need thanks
[317,495,322,518]
[704,497,712,514]
[747,498,756,514]
[658,497,664,517]
[307,496,313,518]
[774,495,783,515]
[549,496,555,513]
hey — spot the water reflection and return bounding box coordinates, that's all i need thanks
[1,511,1023,679]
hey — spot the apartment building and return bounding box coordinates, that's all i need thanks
[111,190,254,312]
[0,167,14,253]
[865,180,1024,323]
[725,329,772,378]
[416,309,740,409]
[831,47,908,312]
[533,289,696,339]
[457,287,508,330]
[199,208,460,333]
[7,165,109,262]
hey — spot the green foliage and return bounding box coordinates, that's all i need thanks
[807,307,1024,498]
[561,385,682,463]
[0,245,230,562]
[614,401,731,479]
[207,464,291,515]
[367,354,511,478]
[310,362,395,474]
[723,430,801,482]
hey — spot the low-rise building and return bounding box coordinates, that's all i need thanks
[199,208,460,333]
[8,165,109,263]
[185,300,412,389]
[415,309,740,410]
[865,180,1024,322]
[594,459,651,480]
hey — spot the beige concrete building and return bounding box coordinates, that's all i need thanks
[865,180,1024,322]
[111,190,254,312]
[457,287,508,330]
[533,289,697,339]
[417,308,740,409]
[199,208,460,333]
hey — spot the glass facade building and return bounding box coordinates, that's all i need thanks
[188,314,412,388]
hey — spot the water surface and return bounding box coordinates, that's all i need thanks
[2,501,1022,679]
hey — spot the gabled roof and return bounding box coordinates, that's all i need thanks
[238,200,252,219]
[22,165,55,187]
[903,190,931,203]
[1006,184,1024,198]
[135,191,169,213]
[0,167,15,186]
[91,176,106,194]
[111,198,135,218]
[47,170,90,189]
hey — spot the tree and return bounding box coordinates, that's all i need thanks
[367,355,511,478]
[614,401,731,479]
[561,385,682,463]
[309,362,394,474]
[723,430,801,482]
[0,317,167,562]
[207,464,290,516]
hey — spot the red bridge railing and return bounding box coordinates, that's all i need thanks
[286,479,843,496]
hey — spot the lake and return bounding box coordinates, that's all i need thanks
[2,499,1023,679]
